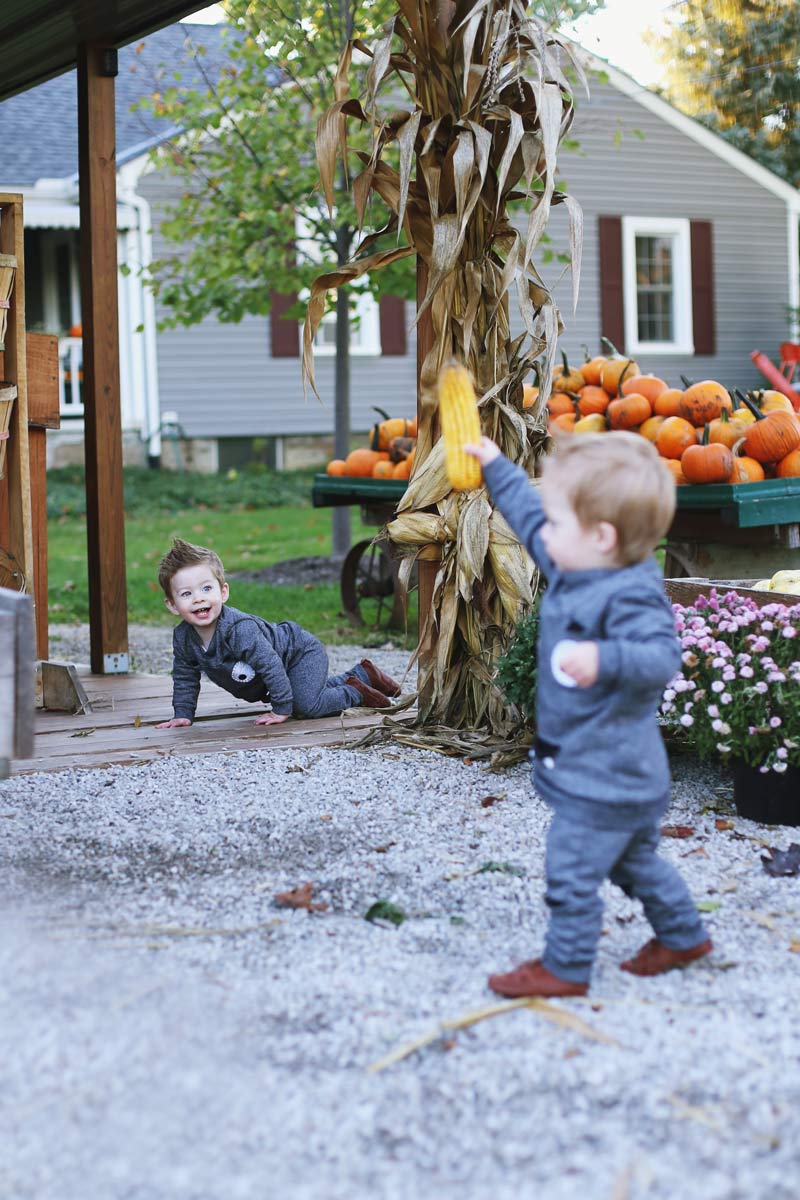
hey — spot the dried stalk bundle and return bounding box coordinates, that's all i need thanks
[0,254,16,352]
[305,0,583,732]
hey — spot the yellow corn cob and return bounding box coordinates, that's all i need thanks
[438,362,483,491]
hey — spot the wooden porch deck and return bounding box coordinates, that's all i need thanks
[16,670,387,775]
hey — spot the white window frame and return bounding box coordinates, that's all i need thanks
[296,213,381,357]
[622,216,694,356]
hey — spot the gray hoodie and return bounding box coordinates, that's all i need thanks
[484,456,680,826]
[171,604,311,720]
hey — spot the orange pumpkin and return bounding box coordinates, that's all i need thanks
[679,380,732,426]
[549,412,577,434]
[655,416,697,460]
[681,428,734,485]
[576,385,610,416]
[607,392,651,430]
[664,458,688,486]
[372,459,395,479]
[730,455,765,483]
[344,448,387,477]
[392,456,413,479]
[653,388,685,418]
[775,448,800,478]
[639,415,666,442]
[552,350,585,394]
[522,384,539,410]
[601,356,640,397]
[326,459,348,476]
[620,374,668,406]
[581,355,607,387]
[547,391,578,417]
[407,414,418,437]
[741,396,800,464]
[707,409,748,450]
[369,407,414,450]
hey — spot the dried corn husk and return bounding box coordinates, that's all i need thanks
[305,2,582,733]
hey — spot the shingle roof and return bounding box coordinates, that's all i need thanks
[0,22,235,187]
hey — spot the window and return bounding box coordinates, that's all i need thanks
[296,213,381,356]
[622,217,694,355]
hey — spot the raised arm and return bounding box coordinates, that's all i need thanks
[480,452,556,578]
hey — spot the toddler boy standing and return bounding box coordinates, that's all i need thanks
[155,538,401,728]
[465,432,711,997]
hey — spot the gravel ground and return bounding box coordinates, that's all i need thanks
[2,632,800,1199]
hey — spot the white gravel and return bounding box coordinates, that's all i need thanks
[2,631,799,1199]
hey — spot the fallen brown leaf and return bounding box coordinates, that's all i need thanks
[789,939,800,954]
[681,846,708,857]
[480,795,505,808]
[274,882,328,912]
[662,825,695,839]
[715,819,734,831]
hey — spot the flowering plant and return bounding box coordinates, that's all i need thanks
[662,590,800,774]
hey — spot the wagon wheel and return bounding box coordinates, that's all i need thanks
[341,539,406,630]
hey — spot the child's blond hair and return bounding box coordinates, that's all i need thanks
[541,432,676,565]
[158,537,226,598]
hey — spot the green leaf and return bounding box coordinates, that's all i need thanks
[478,861,526,877]
[697,901,721,913]
[365,900,406,926]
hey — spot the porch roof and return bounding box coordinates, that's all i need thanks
[0,0,203,103]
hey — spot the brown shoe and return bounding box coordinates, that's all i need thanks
[488,959,589,999]
[345,676,392,709]
[359,658,402,698]
[620,937,713,977]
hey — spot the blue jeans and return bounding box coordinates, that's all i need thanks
[542,810,708,984]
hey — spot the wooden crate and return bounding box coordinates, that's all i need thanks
[665,576,800,610]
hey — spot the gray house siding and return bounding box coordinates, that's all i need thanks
[539,78,792,390]
[137,71,795,445]
[138,169,418,441]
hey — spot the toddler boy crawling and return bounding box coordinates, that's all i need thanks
[465,431,711,997]
[155,538,401,729]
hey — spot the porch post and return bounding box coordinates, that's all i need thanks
[77,44,129,674]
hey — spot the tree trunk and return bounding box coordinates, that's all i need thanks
[332,223,352,557]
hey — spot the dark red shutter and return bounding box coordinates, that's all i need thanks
[379,295,407,355]
[690,220,715,356]
[598,216,625,354]
[270,292,299,357]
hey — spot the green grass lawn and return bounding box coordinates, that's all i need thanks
[47,468,417,646]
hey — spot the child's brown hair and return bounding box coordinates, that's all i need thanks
[541,431,676,565]
[158,538,226,598]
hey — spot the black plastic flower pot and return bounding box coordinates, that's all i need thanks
[732,761,800,826]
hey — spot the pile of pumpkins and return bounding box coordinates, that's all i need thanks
[537,340,800,485]
[325,408,417,480]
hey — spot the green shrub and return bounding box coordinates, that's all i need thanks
[46,465,318,518]
[496,604,539,722]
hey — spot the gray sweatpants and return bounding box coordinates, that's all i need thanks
[542,810,708,984]
[286,636,365,718]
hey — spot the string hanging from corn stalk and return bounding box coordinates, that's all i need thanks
[303,0,584,736]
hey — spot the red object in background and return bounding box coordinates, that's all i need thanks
[751,344,800,410]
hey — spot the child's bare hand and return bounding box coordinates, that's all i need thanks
[464,436,501,466]
[254,712,291,726]
[154,717,192,729]
[558,642,600,687]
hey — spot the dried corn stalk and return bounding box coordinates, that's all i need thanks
[304,0,583,732]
